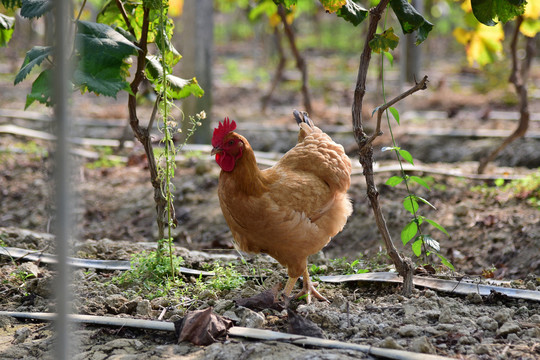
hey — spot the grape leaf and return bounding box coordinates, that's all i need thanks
[471,0,526,26]
[453,23,504,66]
[0,13,15,47]
[74,20,139,98]
[389,0,433,45]
[15,46,52,85]
[25,69,52,108]
[320,0,347,12]
[401,220,418,245]
[20,0,53,19]
[336,0,368,26]
[369,27,399,53]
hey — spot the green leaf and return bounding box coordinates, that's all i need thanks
[401,220,418,245]
[471,0,526,26]
[20,0,53,19]
[403,195,419,215]
[169,76,204,99]
[155,19,182,67]
[423,217,449,236]
[389,106,399,125]
[410,176,430,190]
[336,0,368,27]
[2,0,22,9]
[15,46,52,85]
[25,69,52,108]
[74,20,139,98]
[416,196,436,210]
[399,149,414,165]
[0,13,15,47]
[385,176,404,187]
[383,51,394,66]
[411,237,423,257]
[436,253,455,271]
[369,27,399,54]
[390,0,433,44]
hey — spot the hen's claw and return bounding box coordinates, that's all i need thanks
[282,269,330,304]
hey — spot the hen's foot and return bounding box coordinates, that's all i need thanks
[294,280,329,304]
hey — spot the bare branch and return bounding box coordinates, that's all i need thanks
[277,4,313,114]
[366,75,428,146]
[147,94,161,133]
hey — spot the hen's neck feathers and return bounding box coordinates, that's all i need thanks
[222,134,269,197]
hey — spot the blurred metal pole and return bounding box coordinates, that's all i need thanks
[53,0,73,359]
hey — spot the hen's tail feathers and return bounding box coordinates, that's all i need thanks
[293,109,314,128]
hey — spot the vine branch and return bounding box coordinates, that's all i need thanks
[115,0,136,38]
[351,0,429,296]
[367,75,428,146]
[477,16,533,174]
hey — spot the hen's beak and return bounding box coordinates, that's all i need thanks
[211,147,221,156]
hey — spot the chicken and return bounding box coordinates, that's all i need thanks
[211,110,352,303]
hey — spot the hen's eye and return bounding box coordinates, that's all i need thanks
[228,140,235,145]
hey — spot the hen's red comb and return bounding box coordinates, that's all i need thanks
[212,117,237,147]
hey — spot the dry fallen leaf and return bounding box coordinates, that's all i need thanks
[174,307,233,346]
[287,308,324,339]
[234,283,284,311]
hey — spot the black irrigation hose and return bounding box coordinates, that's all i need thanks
[2,246,539,302]
[0,311,453,360]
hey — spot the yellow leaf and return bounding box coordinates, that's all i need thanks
[169,0,183,17]
[322,0,347,13]
[520,18,540,37]
[460,0,472,13]
[467,23,504,66]
[524,0,540,19]
[453,27,471,45]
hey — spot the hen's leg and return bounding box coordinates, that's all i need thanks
[295,268,329,304]
[282,276,299,299]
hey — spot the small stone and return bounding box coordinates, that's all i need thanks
[477,316,498,332]
[0,315,12,330]
[458,335,478,345]
[17,262,39,278]
[410,336,436,354]
[399,324,422,337]
[235,307,265,328]
[496,322,521,337]
[507,333,520,342]
[494,309,513,325]
[454,204,469,217]
[424,289,437,298]
[378,336,404,350]
[136,299,152,316]
[214,300,234,314]
[466,292,483,304]
[13,327,32,344]
[439,307,454,323]
[474,344,490,355]
[105,294,128,314]
[530,314,540,323]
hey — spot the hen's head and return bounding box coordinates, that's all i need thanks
[211,117,244,172]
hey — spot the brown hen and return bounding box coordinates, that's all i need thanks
[211,110,352,303]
